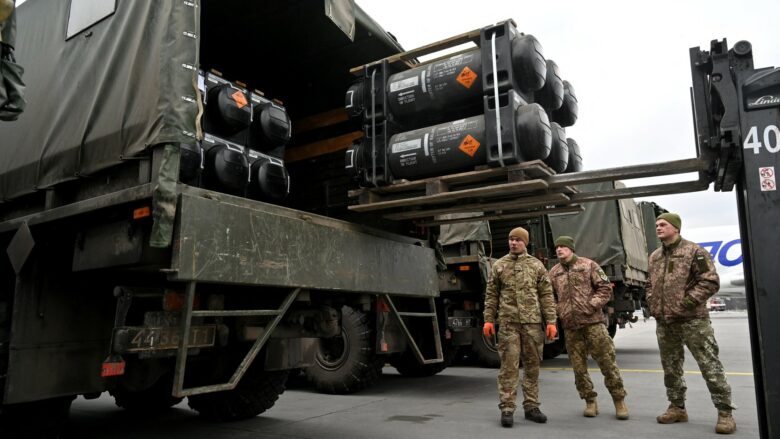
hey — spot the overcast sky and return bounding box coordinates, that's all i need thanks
[357,0,780,229]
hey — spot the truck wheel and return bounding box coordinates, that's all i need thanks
[471,328,501,368]
[608,322,617,338]
[111,374,184,412]
[542,338,567,359]
[187,368,289,421]
[389,342,457,377]
[306,305,383,394]
[0,395,75,438]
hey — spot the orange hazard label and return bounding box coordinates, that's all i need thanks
[456,66,478,89]
[459,134,481,158]
[231,90,248,109]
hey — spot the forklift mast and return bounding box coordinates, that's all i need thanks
[690,38,780,439]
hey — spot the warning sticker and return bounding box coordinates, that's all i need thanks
[231,90,248,109]
[456,66,478,89]
[759,166,776,191]
[391,139,422,154]
[459,134,481,158]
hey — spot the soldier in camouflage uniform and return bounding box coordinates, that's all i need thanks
[647,213,736,434]
[549,235,628,420]
[482,226,557,428]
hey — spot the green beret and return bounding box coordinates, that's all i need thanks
[656,213,682,230]
[554,235,575,251]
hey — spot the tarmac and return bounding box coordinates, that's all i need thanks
[65,311,759,438]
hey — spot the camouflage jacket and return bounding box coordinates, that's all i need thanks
[549,256,612,330]
[646,237,719,322]
[483,252,556,325]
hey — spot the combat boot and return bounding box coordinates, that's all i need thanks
[614,398,629,420]
[656,404,688,424]
[583,399,598,417]
[524,407,548,423]
[500,411,513,428]
[715,410,736,434]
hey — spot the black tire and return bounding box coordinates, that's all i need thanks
[543,326,567,359]
[471,327,501,368]
[389,342,457,377]
[305,305,384,394]
[187,368,289,421]
[608,321,618,338]
[110,374,184,412]
[0,395,75,438]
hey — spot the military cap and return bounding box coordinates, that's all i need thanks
[656,212,682,231]
[508,227,529,244]
[554,235,575,251]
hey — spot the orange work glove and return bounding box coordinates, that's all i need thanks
[483,322,495,337]
[545,323,557,340]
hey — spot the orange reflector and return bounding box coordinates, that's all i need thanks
[133,206,151,219]
[164,291,185,311]
[463,300,475,311]
[377,298,390,313]
[381,342,389,352]
[459,265,471,271]
[101,357,126,377]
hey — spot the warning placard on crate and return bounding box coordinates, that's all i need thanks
[759,166,776,191]
[456,66,478,89]
[231,91,248,109]
[459,134,481,158]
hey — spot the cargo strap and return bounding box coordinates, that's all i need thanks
[383,294,443,365]
[171,282,299,397]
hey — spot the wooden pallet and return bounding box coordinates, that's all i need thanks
[347,160,579,221]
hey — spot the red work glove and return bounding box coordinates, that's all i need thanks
[545,323,558,340]
[483,322,495,337]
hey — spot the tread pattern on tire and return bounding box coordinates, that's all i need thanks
[187,369,289,421]
[306,305,384,394]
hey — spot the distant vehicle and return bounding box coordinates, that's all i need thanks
[708,297,727,312]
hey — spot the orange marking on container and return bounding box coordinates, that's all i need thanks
[456,66,478,89]
[231,90,248,109]
[459,134,481,158]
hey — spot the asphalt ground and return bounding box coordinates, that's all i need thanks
[65,312,759,438]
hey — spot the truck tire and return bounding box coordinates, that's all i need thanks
[471,328,501,368]
[542,340,566,359]
[608,321,617,338]
[306,305,384,394]
[0,395,75,438]
[187,369,289,421]
[111,374,184,412]
[389,342,457,377]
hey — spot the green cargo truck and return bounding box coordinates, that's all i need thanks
[0,1,446,435]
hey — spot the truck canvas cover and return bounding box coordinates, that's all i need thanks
[548,181,649,285]
[0,0,403,203]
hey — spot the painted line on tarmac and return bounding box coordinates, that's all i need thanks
[541,367,753,377]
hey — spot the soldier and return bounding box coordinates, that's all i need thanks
[549,235,629,420]
[482,226,557,428]
[647,213,736,434]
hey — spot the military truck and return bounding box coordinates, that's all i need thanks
[0,0,449,435]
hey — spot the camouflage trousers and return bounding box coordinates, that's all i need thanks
[656,318,734,410]
[564,323,626,401]
[497,322,544,413]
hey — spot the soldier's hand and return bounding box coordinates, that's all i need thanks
[681,296,697,310]
[483,322,495,337]
[545,323,557,340]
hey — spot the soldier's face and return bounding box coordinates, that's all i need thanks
[508,237,526,254]
[655,219,679,241]
[556,245,573,261]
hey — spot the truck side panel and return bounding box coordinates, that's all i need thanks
[171,192,439,296]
